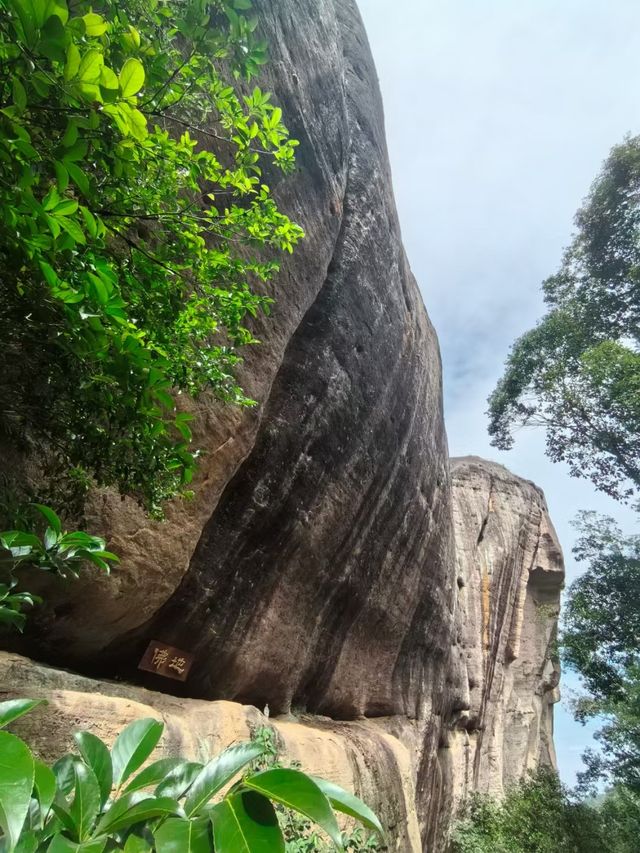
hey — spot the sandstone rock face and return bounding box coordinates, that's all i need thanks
[16,0,455,732]
[447,457,563,809]
[0,652,423,852]
[0,2,565,849]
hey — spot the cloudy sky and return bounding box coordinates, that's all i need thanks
[358,0,640,786]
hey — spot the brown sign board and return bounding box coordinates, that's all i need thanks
[138,640,194,682]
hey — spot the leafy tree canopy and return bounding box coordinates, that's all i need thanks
[562,511,640,792]
[451,769,640,853]
[488,136,640,501]
[0,0,303,517]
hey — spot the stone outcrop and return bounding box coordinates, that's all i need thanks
[1,652,424,851]
[447,458,563,809]
[0,1,565,850]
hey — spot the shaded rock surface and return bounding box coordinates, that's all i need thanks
[0,1,564,850]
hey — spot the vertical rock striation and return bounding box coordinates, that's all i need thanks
[447,457,563,809]
[0,2,565,849]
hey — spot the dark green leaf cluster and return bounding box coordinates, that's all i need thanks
[0,700,383,852]
[0,504,117,631]
[562,512,640,792]
[488,136,640,500]
[450,769,640,853]
[0,0,303,514]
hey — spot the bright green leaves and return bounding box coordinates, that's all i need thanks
[82,12,108,37]
[0,0,302,529]
[119,58,145,98]
[310,776,384,836]
[185,742,266,816]
[154,817,212,853]
[0,705,383,852]
[74,733,112,808]
[69,761,101,842]
[211,792,284,852]
[64,43,81,81]
[0,731,35,851]
[244,770,342,849]
[0,699,46,730]
[0,504,117,630]
[111,718,163,789]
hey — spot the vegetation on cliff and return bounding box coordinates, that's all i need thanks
[0,0,303,624]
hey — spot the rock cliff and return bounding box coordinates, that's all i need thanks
[0,1,564,850]
[447,458,563,811]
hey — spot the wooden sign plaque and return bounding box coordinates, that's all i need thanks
[138,640,194,682]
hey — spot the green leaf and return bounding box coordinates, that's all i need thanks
[55,161,69,192]
[123,835,152,853]
[83,13,108,36]
[155,762,202,800]
[122,757,183,795]
[74,732,112,808]
[53,754,76,798]
[0,699,45,729]
[48,836,106,852]
[78,49,103,83]
[184,742,265,817]
[53,199,79,217]
[33,759,56,820]
[154,816,212,853]
[32,504,61,534]
[12,78,27,112]
[243,769,342,849]
[119,58,145,97]
[64,161,90,197]
[95,796,179,835]
[58,216,86,245]
[64,43,81,81]
[210,791,284,853]
[309,776,383,835]
[61,120,79,148]
[0,730,35,851]
[111,718,163,788]
[69,760,101,841]
[99,66,119,92]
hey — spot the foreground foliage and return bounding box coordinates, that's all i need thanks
[0,700,382,852]
[0,0,302,514]
[488,136,640,501]
[450,769,640,853]
[562,512,640,792]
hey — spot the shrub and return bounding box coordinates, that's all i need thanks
[0,700,383,852]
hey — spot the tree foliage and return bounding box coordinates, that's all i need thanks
[562,512,640,792]
[0,0,303,515]
[0,504,117,630]
[488,136,640,500]
[450,769,640,853]
[0,700,383,852]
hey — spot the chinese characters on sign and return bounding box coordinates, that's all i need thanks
[138,640,194,682]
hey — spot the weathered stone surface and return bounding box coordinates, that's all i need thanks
[447,457,563,809]
[15,0,454,733]
[0,1,565,849]
[0,651,422,852]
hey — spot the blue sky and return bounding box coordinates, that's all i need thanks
[358,0,640,786]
